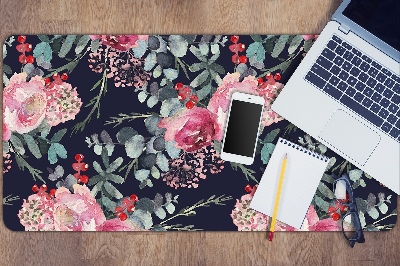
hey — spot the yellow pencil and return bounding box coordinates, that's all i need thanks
[269,153,288,241]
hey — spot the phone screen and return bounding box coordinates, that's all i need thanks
[223,100,263,157]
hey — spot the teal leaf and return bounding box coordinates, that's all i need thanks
[58,35,77,58]
[349,169,363,182]
[125,135,145,159]
[101,196,117,212]
[3,141,10,154]
[135,198,155,213]
[160,98,181,117]
[48,144,57,164]
[156,153,169,172]
[51,128,67,143]
[190,69,209,88]
[90,39,100,52]
[163,68,178,81]
[38,35,50,42]
[168,35,188,57]
[129,209,153,229]
[145,115,165,136]
[75,35,90,54]
[250,35,263,42]
[189,62,207,72]
[189,45,206,61]
[151,166,160,179]
[23,134,41,159]
[303,39,313,53]
[10,134,25,155]
[106,157,123,173]
[165,202,175,214]
[246,42,265,62]
[210,43,219,54]
[314,195,329,212]
[138,91,147,103]
[104,181,123,199]
[3,64,12,75]
[317,182,334,199]
[53,143,67,159]
[378,202,388,214]
[288,35,303,54]
[367,207,379,219]
[116,127,138,144]
[321,173,334,183]
[144,51,157,71]
[165,140,181,159]
[271,35,289,58]
[154,207,166,219]
[131,39,148,58]
[146,179,153,187]
[92,161,103,174]
[263,128,280,143]
[260,143,275,164]
[135,169,150,181]
[106,173,124,184]
[196,83,212,101]
[33,42,52,63]
[153,65,162,78]
[199,42,209,56]
[147,95,158,108]
[355,198,368,213]
[93,145,102,155]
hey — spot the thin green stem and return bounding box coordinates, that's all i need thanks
[104,113,152,127]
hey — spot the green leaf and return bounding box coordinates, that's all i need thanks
[51,128,67,143]
[288,35,303,54]
[264,37,275,54]
[260,143,275,164]
[250,35,263,42]
[58,35,77,58]
[153,65,162,78]
[75,35,90,54]
[125,135,145,159]
[38,35,50,42]
[138,91,147,103]
[160,98,181,117]
[91,180,104,197]
[90,39,100,52]
[23,134,41,159]
[88,174,102,186]
[154,207,166,219]
[355,198,368,213]
[147,95,158,108]
[48,144,57,164]
[168,35,188,57]
[321,173,334,183]
[117,127,138,144]
[314,195,329,212]
[367,207,379,219]
[151,166,160,179]
[163,68,178,81]
[145,115,165,136]
[189,45,206,61]
[263,128,280,143]
[271,35,289,58]
[379,203,388,214]
[196,83,212,101]
[210,43,219,54]
[135,169,150,181]
[107,157,123,173]
[53,143,67,159]
[104,181,123,199]
[165,141,181,159]
[246,42,265,62]
[146,179,153,187]
[3,64,12,75]
[190,69,209,88]
[101,196,117,212]
[317,182,334,199]
[303,39,313,53]
[199,42,209,56]
[156,153,169,172]
[131,39,147,58]
[165,202,175,214]
[10,134,25,155]
[135,198,155,213]
[33,42,53,63]
[106,173,124,184]
[129,209,153,229]
[144,51,157,71]
[349,169,363,182]
[189,62,207,72]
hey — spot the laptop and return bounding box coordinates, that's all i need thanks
[272,0,400,194]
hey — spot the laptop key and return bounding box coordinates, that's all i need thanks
[335,46,346,55]
[384,78,395,88]
[376,73,387,83]
[363,87,374,97]
[383,89,394,99]
[337,81,348,91]
[350,67,361,77]
[381,123,392,133]
[340,95,383,127]
[387,114,397,125]
[368,67,379,78]
[372,92,382,102]
[393,83,399,94]
[392,94,399,104]
[305,71,325,90]
[329,76,340,86]
[372,61,382,70]
[327,40,338,50]
[338,71,349,81]
[322,48,335,60]
[370,103,381,114]
[317,56,333,70]
[351,56,362,65]
[381,68,391,75]
[330,65,340,75]
[342,61,352,72]
[380,98,390,108]
[390,128,400,139]
[352,48,361,57]
[396,119,400,129]
[346,87,356,97]
[347,76,357,86]
[362,98,373,108]
[332,35,342,43]
[333,57,344,66]
[366,77,377,88]
[374,83,385,93]
[378,109,389,119]
[342,41,352,50]
[354,92,364,103]
[393,76,400,83]
[359,62,370,72]
[355,81,365,92]
[343,51,354,61]
[359,73,368,82]
[312,65,331,81]
[323,84,342,100]
[388,103,399,114]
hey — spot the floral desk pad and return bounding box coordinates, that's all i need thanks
[2,35,397,231]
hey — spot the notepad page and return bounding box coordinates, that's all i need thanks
[250,138,329,229]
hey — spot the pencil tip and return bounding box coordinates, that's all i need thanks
[284,153,287,159]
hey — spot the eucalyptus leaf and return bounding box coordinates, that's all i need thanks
[125,135,145,159]
[91,39,100,52]
[101,196,117,212]
[349,169,363,182]
[104,181,123,199]
[246,42,265,62]
[51,128,67,143]
[58,35,77,58]
[271,35,289,58]
[260,143,275,164]
[168,35,188,57]
[145,115,166,135]
[135,198,155,213]
[163,68,178,81]
[355,198,368,213]
[156,153,169,172]
[131,39,147,58]
[116,127,138,144]
[378,202,388,214]
[23,134,41,159]
[367,207,379,219]
[165,141,181,159]
[160,98,182,117]
[151,166,160,179]
[190,69,209,88]
[75,35,90,54]
[138,91,147,103]
[288,35,303,54]
[135,169,150,181]
[106,157,123,173]
[144,51,157,71]
[129,209,153,229]
[153,65,162,78]
[199,42,209,56]
[263,128,280,143]
[196,83,212,101]
[147,95,158,108]
[165,202,175,214]
[33,42,52,63]
[210,43,219,54]
[154,207,166,219]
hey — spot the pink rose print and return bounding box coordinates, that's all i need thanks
[158,106,222,152]
[89,35,149,51]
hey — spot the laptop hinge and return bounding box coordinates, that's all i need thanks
[338,24,350,34]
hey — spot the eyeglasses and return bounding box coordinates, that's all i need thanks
[332,173,365,248]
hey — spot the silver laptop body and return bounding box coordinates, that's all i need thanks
[272,0,400,193]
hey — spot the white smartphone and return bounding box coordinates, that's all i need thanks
[221,92,265,165]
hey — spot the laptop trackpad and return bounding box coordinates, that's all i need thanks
[319,109,380,165]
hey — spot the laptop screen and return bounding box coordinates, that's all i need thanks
[343,0,400,52]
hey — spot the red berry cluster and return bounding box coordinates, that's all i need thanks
[44,73,69,88]
[72,154,89,184]
[31,184,57,200]
[16,35,34,65]
[115,194,139,221]
[229,35,247,64]
[327,194,350,221]
[174,82,199,109]
[244,184,258,196]
[257,73,281,87]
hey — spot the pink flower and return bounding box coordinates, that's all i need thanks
[3,73,47,134]
[45,81,82,126]
[90,35,149,51]
[299,205,341,231]
[158,106,222,152]
[53,184,106,231]
[207,73,284,129]
[302,35,319,41]
[100,218,147,231]
[18,193,55,231]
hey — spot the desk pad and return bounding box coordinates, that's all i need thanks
[2,35,397,231]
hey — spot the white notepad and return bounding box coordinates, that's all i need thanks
[250,137,329,229]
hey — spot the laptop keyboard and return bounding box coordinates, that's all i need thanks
[304,34,400,142]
